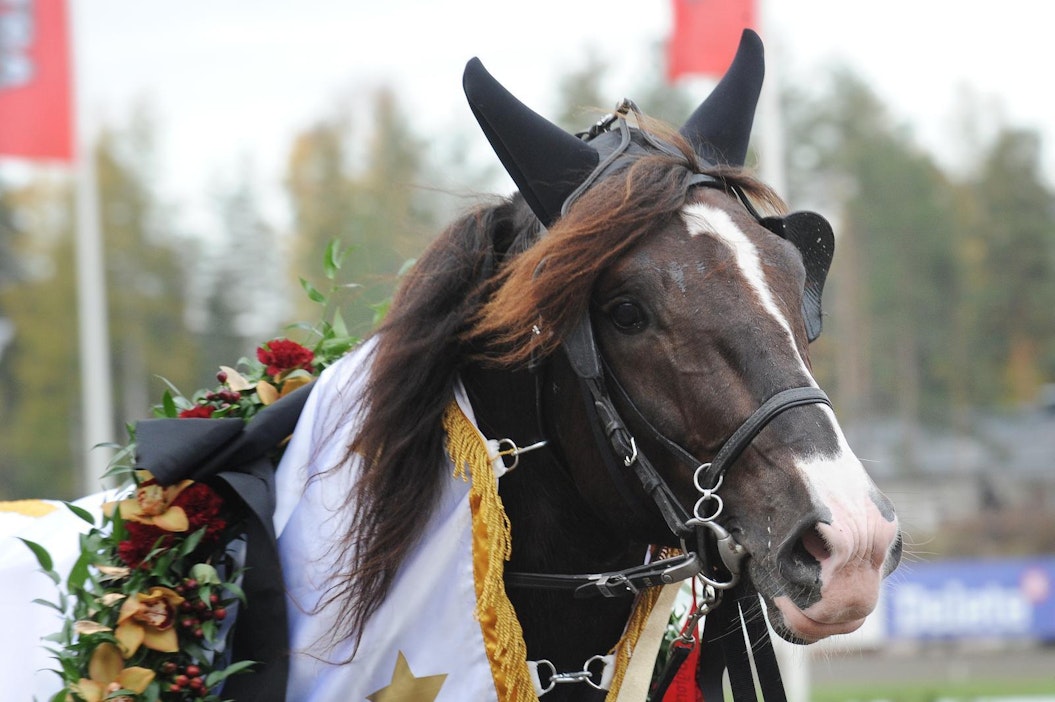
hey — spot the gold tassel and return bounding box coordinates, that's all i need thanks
[444,402,538,702]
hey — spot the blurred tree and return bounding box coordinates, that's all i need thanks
[0,185,21,287]
[965,127,1055,405]
[95,111,199,428]
[0,179,80,498]
[783,69,964,438]
[194,159,289,380]
[285,88,435,333]
[0,186,22,373]
[0,110,199,499]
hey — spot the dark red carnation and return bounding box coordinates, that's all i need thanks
[116,483,229,569]
[118,521,172,568]
[178,405,214,419]
[257,338,315,377]
[173,483,227,540]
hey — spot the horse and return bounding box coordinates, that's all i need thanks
[270,29,902,702]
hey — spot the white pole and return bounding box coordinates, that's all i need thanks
[70,0,114,492]
[756,0,788,199]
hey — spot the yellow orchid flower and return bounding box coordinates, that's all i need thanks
[256,372,312,407]
[69,643,154,702]
[102,471,193,532]
[114,586,184,657]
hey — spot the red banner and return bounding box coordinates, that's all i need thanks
[667,0,756,81]
[0,0,73,161]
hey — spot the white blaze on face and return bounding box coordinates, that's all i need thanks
[682,203,809,373]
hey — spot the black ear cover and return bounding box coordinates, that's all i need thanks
[761,212,835,342]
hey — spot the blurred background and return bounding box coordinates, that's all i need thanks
[1,1,1053,699]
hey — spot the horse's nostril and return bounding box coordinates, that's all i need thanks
[801,526,831,563]
[778,524,825,592]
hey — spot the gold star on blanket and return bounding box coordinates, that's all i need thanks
[366,651,447,702]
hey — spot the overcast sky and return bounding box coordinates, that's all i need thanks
[10,0,1055,233]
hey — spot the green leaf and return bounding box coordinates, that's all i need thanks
[323,238,344,280]
[371,299,391,326]
[319,337,357,357]
[31,597,63,612]
[204,659,256,688]
[161,389,178,418]
[63,501,96,526]
[222,581,248,605]
[18,538,54,572]
[178,527,207,557]
[330,308,349,339]
[67,551,91,593]
[142,680,161,702]
[190,562,221,585]
[299,277,326,304]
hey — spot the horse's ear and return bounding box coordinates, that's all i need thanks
[463,58,599,227]
[761,212,835,342]
[679,29,765,167]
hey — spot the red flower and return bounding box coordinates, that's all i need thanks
[178,405,214,419]
[257,338,315,377]
[117,483,228,569]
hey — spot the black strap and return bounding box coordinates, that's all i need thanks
[505,552,701,598]
[697,387,831,490]
[697,600,732,701]
[696,585,788,702]
[743,606,787,702]
[650,639,694,700]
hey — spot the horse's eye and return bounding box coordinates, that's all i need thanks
[608,301,647,333]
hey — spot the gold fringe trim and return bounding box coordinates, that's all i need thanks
[443,402,538,702]
[605,585,664,701]
[444,401,667,702]
[0,499,58,518]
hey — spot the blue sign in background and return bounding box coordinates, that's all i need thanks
[884,555,1055,641]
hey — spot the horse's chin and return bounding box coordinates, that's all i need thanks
[741,562,870,645]
[764,595,867,645]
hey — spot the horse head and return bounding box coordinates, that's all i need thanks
[464,30,902,645]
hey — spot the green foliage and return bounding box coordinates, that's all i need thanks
[0,181,81,499]
[25,491,254,702]
[784,68,1055,430]
[284,88,438,335]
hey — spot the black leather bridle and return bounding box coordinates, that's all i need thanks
[502,104,834,702]
[505,104,833,599]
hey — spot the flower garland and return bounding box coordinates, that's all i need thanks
[22,242,362,702]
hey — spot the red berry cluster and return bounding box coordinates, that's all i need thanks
[175,578,229,640]
[161,577,232,698]
[202,386,243,409]
[161,661,207,697]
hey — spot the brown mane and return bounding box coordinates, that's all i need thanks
[316,124,782,654]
